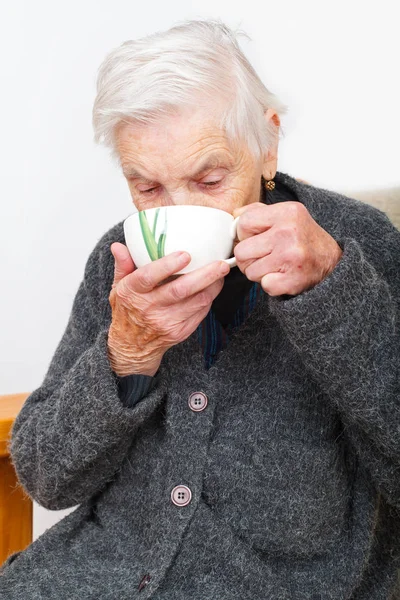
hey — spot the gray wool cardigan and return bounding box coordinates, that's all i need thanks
[1,171,400,599]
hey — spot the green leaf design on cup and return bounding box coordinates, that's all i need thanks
[157,233,166,258]
[157,210,167,258]
[139,208,168,261]
[138,211,158,261]
[152,208,160,237]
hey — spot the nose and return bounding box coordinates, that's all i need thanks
[161,189,195,207]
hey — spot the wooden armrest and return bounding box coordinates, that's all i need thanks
[0,393,32,565]
[0,393,30,458]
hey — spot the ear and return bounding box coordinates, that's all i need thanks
[262,109,280,179]
[265,107,281,129]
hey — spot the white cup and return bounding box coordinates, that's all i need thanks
[123,205,239,274]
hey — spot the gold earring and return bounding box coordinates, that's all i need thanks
[264,177,276,191]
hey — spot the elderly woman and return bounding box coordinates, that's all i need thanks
[1,19,400,600]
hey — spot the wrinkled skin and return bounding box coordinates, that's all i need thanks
[107,107,342,376]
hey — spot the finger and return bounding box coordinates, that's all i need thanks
[157,259,230,307]
[233,203,275,240]
[261,272,303,297]
[174,303,215,341]
[234,231,272,266]
[232,205,248,219]
[244,252,285,283]
[162,278,225,317]
[127,251,192,294]
[234,202,304,241]
[111,243,136,288]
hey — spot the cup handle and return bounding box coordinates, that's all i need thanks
[223,256,237,267]
[230,215,240,239]
[222,216,240,268]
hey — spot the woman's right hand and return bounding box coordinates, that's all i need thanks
[107,242,230,377]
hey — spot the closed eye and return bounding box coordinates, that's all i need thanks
[201,181,222,188]
[139,180,223,194]
[141,187,159,195]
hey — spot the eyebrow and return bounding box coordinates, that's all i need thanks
[122,153,232,182]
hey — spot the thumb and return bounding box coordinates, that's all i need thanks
[110,242,135,288]
[232,205,249,219]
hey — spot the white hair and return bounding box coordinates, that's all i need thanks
[92,19,289,162]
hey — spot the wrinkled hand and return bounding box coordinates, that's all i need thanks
[107,244,230,377]
[232,202,343,297]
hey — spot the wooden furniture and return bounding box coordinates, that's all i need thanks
[0,393,32,565]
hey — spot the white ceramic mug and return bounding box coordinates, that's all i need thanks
[123,205,239,274]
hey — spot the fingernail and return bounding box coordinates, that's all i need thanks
[177,251,191,262]
[220,262,230,275]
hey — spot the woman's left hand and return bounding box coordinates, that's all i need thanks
[232,202,343,297]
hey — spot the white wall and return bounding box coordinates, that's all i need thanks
[0,0,398,540]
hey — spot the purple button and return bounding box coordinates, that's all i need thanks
[171,485,192,507]
[188,391,208,412]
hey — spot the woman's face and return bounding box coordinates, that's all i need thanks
[115,107,279,215]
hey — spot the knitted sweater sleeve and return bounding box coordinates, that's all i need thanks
[269,196,400,509]
[8,226,168,511]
